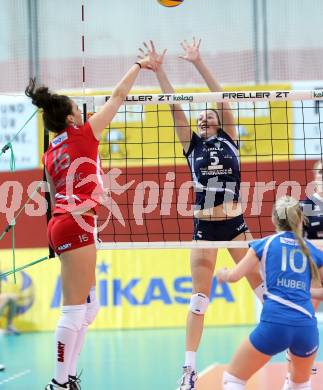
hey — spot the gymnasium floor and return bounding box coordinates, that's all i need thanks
[2,324,323,389]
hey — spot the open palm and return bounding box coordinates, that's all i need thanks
[179,37,201,63]
[138,40,167,71]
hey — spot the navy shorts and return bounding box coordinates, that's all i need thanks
[250,320,319,357]
[193,214,248,241]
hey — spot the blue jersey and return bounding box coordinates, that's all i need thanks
[250,231,323,326]
[184,129,240,210]
[301,195,323,239]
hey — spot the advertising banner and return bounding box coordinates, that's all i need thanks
[69,84,293,169]
[292,81,323,160]
[0,96,39,171]
[0,248,256,331]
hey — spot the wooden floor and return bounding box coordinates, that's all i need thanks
[2,326,323,389]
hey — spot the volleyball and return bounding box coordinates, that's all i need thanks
[157,0,184,7]
[1,271,35,315]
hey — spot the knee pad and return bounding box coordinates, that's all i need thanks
[289,380,311,390]
[84,286,100,326]
[57,304,86,332]
[223,371,246,390]
[189,293,209,315]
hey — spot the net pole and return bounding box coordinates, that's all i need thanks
[43,128,55,259]
[81,1,87,123]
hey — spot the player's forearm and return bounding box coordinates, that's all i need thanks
[111,64,141,100]
[192,58,223,92]
[227,269,242,283]
[227,251,259,283]
[156,67,187,124]
[310,288,323,300]
[192,58,233,118]
[156,66,175,94]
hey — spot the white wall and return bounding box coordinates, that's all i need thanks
[1,0,323,91]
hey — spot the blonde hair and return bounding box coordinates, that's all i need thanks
[272,196,321,284]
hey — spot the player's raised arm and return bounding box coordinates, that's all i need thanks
[89,54,155,140]
[216,248,259,283]
[179,38,237,142]
[138,40,192,153]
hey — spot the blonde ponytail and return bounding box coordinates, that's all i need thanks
[273,196,321,285]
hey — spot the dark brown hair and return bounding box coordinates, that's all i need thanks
[25,78,72,133]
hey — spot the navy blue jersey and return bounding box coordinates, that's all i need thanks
[184,129,240,210]
[249,231,323,326]
[301,194,323,239]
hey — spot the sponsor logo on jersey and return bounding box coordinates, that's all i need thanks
[52,131,68,147]
[237,223,246,231]
[213,142,223,150]
[57,243,72,251]
[208,165,224,170]
[280,237,297,245]
[196,230,203,239]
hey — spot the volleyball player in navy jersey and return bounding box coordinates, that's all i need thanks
[298,159,323,376]
[216,196,323,390]
[138,39,263,389]
[302,160,323,240]
[26,53,155,390]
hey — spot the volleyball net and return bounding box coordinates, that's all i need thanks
[0,88,322,277]
[71,89,323,249]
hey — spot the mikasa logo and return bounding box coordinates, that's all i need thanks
[52,132,68,147]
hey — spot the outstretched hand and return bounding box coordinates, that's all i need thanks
[137,40,167,72]
[179,37,202,63]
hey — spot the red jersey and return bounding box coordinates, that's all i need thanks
[43,121,103,215]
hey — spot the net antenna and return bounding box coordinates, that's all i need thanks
[68,89,323,250]
[81,0,87,123]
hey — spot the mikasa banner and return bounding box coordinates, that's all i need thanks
[0,248,256,331]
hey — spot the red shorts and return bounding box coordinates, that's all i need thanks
[47,213,96,255]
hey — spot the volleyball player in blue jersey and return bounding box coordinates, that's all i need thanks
[138,39,263,389]
[216,196,323,390]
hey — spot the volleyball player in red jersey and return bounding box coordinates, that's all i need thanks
[25,54,155,390]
